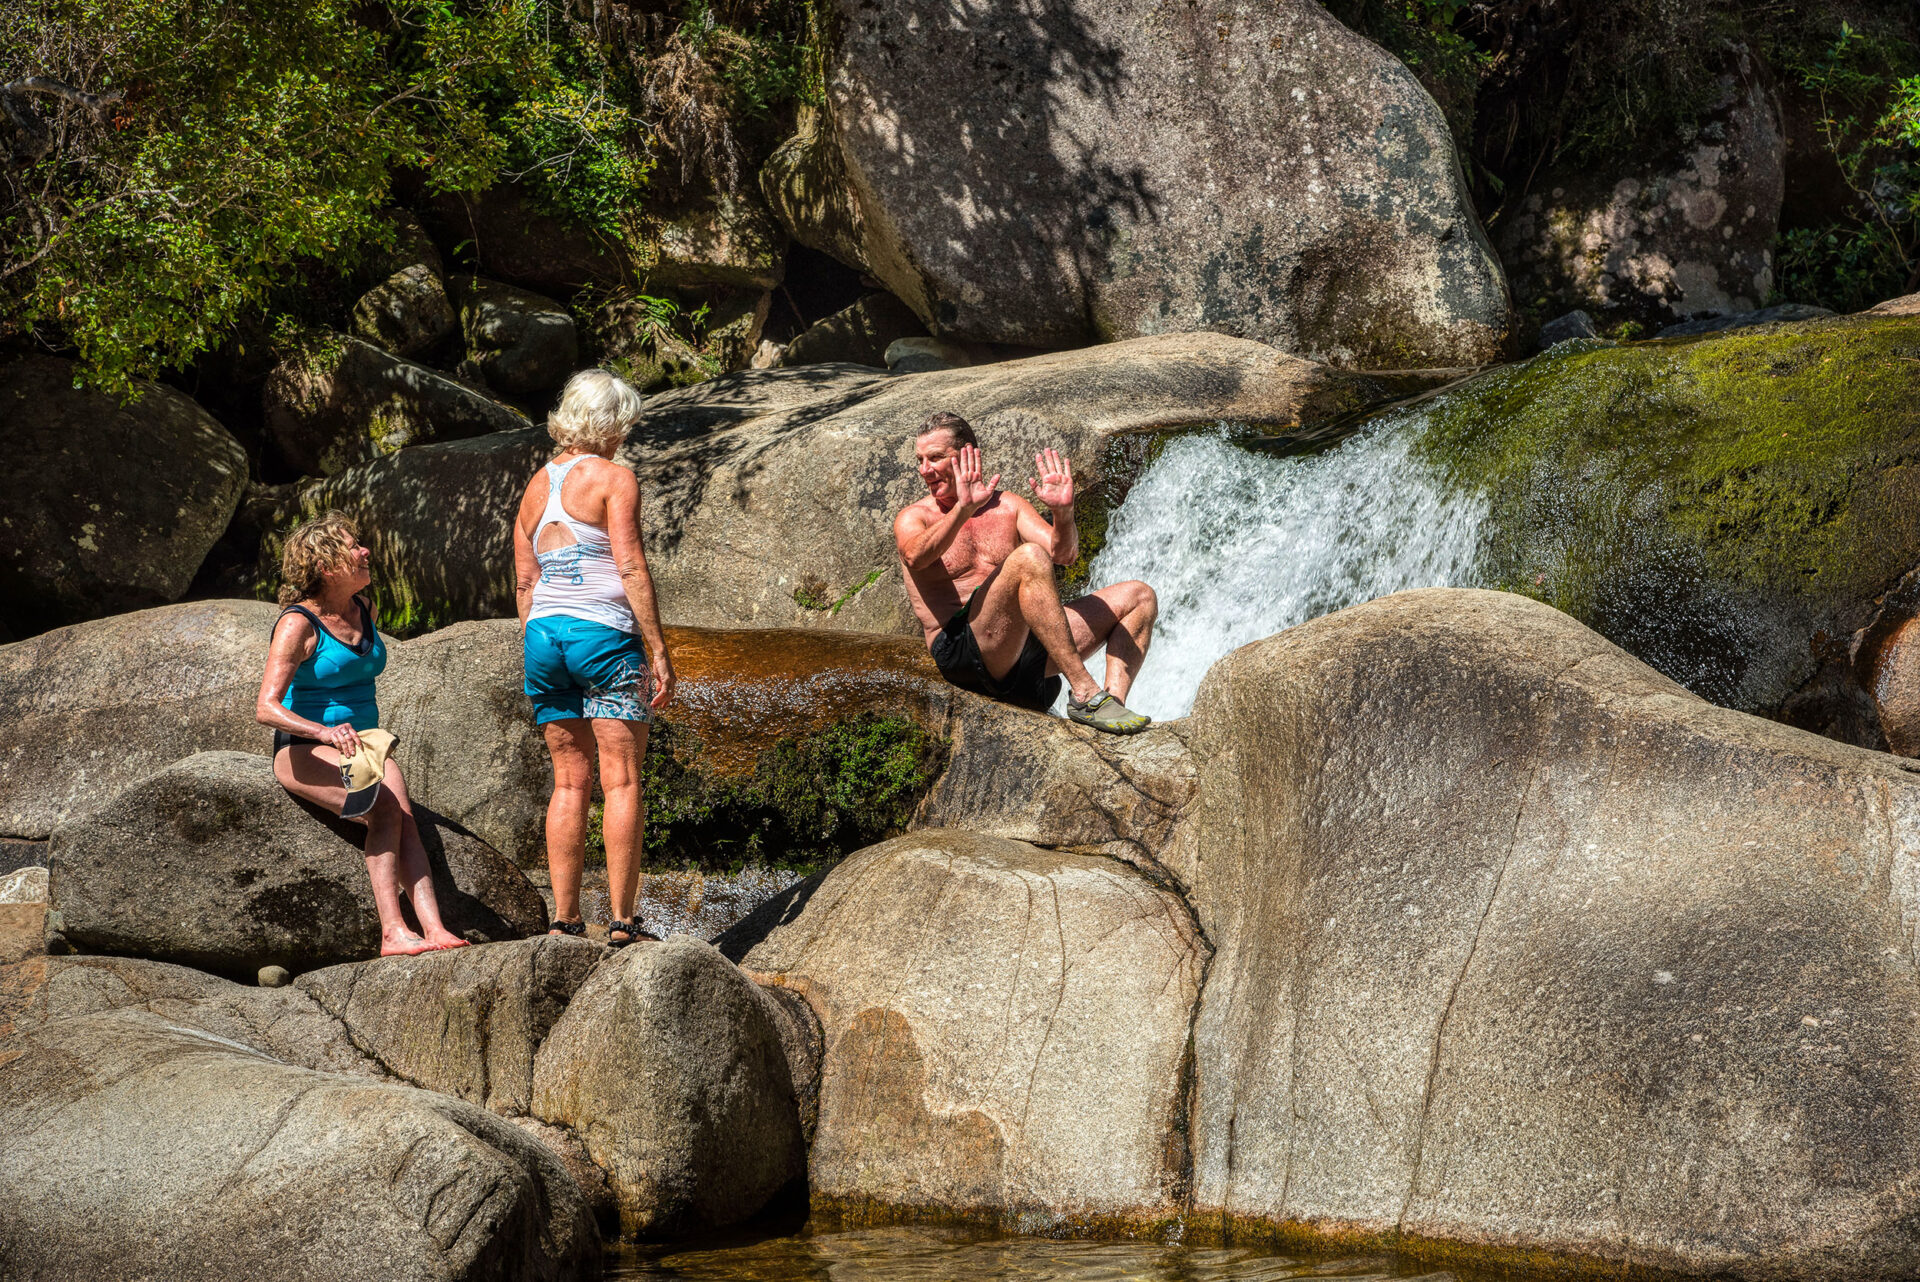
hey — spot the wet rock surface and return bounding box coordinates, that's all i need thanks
[743,829,1207,1232]
[0,353,248,638]
[533,937,805,1239]
[48,751,544,978]
[1173,588,1920,1277]
[805,0,1509,364]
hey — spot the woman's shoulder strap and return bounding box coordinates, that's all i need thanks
[272,604,320,641]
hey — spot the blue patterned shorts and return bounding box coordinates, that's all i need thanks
[523,616,654,725]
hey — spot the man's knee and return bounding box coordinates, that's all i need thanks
[1007,541,1053,578]
[1129,580,1159,620]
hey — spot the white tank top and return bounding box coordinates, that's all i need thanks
[528,457,637,633]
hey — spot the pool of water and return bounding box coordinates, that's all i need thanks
[607,1226,1465,1282]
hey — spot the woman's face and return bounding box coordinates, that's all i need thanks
[324,541,374,595]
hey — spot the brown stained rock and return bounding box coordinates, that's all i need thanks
[48,751,544,980]
[296,936,604,1115]
[0,1007,600,1282]
[531,937,805,1239]
[807,0,1508,364]
[742,830,1208,1233]
[0,904,44,967]
[1173,588,1920,1277]
[0,599,283,841]
[1870,612,1920,757]
[0,353,248,638]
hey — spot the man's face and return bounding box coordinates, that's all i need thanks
[915,430,963,502]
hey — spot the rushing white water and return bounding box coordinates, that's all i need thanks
[1066,416,1488,721]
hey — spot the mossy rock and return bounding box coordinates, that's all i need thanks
[1412,314,1920,715]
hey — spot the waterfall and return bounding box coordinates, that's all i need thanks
[1068,415,1488,720]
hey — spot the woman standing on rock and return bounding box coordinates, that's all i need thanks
[255,512,468,957]
[512,369,677,948]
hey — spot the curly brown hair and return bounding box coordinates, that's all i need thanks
[277,511,361,606]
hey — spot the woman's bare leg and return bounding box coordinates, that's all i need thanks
[543,719,597,929]
[275,746,433,956]
[382,761,466,950]
[592,717,647,941]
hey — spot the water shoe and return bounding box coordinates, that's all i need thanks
[1067,690,1151,735]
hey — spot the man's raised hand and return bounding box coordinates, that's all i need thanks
[1031,447,1074,510]
[948,444,999,510]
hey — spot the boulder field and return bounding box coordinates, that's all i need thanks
[14,587,1920,1277]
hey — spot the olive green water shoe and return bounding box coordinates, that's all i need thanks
[1066,690,1151,735]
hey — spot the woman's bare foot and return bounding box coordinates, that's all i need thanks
[422,929,470,951]
[381,929,436,957]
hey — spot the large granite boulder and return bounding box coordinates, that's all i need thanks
[452,276,579,397]
[0,600,281,840]
[48,751,546,978]
[780,292,927,368]
[1170,588,1920,1277]
[297,936,604,1115]
[0,1006,600,1281]
[262,335,529,477]
[1500,49,1784,333]
[532,937,805,1238]
[0,353,247,637]
[426,185,631,296]
[267,333,1422,636]
[741,830,1208,1232]
[1408,311,1920,741]
[351,263,457,359]
[791,0,1508,364]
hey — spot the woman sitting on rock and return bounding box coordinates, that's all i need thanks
[512,369,677,948]
[255,511,468,956]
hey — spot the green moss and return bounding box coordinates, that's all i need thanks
[1410,315,1920,705]
[794,567,884,614]
[641,714,946,875]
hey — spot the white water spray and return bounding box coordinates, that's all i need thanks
[1070,415,1488,720]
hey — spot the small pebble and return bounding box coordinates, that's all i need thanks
[257,965,291,988]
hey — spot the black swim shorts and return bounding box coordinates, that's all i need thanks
[929,587,1064,711]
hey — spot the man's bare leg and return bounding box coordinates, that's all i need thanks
[968,543,1103,702]
[1063,580,1158,702]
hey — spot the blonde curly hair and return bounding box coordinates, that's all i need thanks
[548,368,643,455]
[277,511,361,606]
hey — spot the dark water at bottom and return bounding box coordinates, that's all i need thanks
[607,1226,1466,1282]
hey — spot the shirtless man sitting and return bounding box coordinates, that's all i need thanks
[894,411,1157,734]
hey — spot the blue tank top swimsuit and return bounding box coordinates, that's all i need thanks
[277,599,385,747]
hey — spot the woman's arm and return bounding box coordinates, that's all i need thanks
[603,466,677,710]
[255,613,361,754]
[512,475,545,627]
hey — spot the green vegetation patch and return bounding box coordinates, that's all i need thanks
[638,713,946,875]
[1411,315,1920,705]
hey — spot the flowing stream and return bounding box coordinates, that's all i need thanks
[1065,415,1487,720]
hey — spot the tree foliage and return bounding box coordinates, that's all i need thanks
[1,0,816,392]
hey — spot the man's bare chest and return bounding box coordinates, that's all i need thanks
[942,513,1021,580]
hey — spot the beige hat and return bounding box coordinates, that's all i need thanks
[337,728,398,819]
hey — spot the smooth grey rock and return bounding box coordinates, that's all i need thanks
[48,751,545,979]
[451,277,579,396]
[262,335,528,477]
[0,866,46,905]
[1500,48,1783,328]
[0,353,247,637]
[0,954,379,1077]
[1657,302,1835,337]
[0,1007,600,1282]
[532,937,804,1238]
[781,292,927,368]
[256,964,291,988]
[1171,587,1920,1277]
[0,599,282,840]
[297,936,604,1115]
[742,830,1208,1231]
[801,0,1508,363]
[351,263,457,358]
[1866,292,1920,317]
[1536,309,1599,347]
[884,336,972,373]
